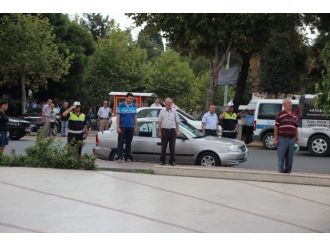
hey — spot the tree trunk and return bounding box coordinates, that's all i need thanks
[233,52,252,112]
[21,65,27,114]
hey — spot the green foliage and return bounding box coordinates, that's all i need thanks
[316,41,330,116]
[0,128,96,170]
[0,14,72,112]
[137,28,164,59]
[86,29,148,105]
[147,50,195,107]
[80,13,112,41]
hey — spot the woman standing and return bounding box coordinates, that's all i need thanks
[0,100,9,154]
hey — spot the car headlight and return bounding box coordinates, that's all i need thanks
[226,144,241,152]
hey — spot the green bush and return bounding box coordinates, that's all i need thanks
[0,129,96,170]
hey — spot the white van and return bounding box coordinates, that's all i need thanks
[298,94,330,156]
[252,99,299,149]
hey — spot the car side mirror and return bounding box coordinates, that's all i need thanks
[177,132,187,140]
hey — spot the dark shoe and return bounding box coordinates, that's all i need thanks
[170,162,176,166]
[160,162,165,166]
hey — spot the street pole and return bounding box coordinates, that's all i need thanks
[224,51,230,106]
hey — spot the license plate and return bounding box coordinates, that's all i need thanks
[25,128,31,133]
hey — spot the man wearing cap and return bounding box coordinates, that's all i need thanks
[219,102,238,139]
[62,101,88,155]
[116,93,138,162]
[42,99,52,138]
[201,104,219,136]
[97,100,111,131]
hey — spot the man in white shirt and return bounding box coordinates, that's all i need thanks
[157,98,180,166]
[42,99,52,138]
[201,104,219,136]
[151,97,162,107]
[97,101,111,131]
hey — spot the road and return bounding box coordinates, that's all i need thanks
[3,135,330,174]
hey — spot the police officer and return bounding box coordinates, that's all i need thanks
[62,101,88,155]
[219,101,238,139]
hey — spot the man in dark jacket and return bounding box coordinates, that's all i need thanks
[0,100,9,154]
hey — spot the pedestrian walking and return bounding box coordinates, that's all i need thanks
[219,101,238,139]
[60,101,69,137]
[158,98,180,166]
[42,99,52,138]
[192,105,203,120]
[97,101,111,131]
[274,98,299,174]
[0,100,9,154]
[201,105,219,136]
[116,93,138,162]
[151,97,162,107]
[62,101,88,155]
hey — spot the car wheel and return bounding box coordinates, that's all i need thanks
[262,132,276,150]
[308,135,330,157]
[109,150,118,161]
[197,151,220,166]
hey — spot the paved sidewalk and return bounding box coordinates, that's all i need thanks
[0,166,329,233]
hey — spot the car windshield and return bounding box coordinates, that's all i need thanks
[177,109,197,121]
[180,121,204,138]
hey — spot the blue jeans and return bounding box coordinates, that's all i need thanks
[61,120,68,136]
[277,136,295,173]
[117,128,134,161]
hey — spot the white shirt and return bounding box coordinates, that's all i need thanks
[151,103,162,107]
[42,104,52,117]
[97,107,111,118]
[158,108,180,129]
[202,112,219,130]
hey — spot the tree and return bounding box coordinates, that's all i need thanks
[0,14,71,113]
[129,14,303,111]
[137,28,164,59]
[147,50,195,108]
[85,28,148,105]
[80,13,113,41]
[316,41,330,115]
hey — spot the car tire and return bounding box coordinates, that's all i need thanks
[262,132,276,150]
[196,151,220,166]
[307,135,330,157]
[109,150,118,161]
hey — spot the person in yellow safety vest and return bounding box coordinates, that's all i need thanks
[219,101,238,139]
[62,101,88,155]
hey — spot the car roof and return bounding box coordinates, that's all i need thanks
[109,92,157,97]
[255,99,299,104]
[137,117,158,122]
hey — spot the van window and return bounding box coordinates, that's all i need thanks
[258,103,282,120]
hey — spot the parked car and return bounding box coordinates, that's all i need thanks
[94,118,248,166]
[8,117,31,140]
[298,94,330,156]
[251,99,299,150]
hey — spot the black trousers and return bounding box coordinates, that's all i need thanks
[68,132,84,155]
[205,129,217,136]
[160,128,176,164]
[117,127,134,160]
[222,131,237,139]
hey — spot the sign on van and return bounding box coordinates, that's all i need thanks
[302,119,330,129]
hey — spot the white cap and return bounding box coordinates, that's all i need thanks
[227,101,234,107]
[73,101,81,106]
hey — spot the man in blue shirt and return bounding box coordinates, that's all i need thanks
[116,93,138,162]
[201,104,219,136]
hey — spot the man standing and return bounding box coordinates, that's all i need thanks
[192,105,203,120]
[219,102,238,139]
[60,101,69,137]
[274,98,299,174]
[116,93,137,162]
[151,97,162,107]
[42,99,52,138]
[62,101,88,155]
[97,101,111,131]
[0,101,9,154]
[201,105,219,136]
[158,98,180,166]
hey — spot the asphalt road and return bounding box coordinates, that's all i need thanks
[3,135,330,174]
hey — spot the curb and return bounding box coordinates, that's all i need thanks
[152,166,330,187]
[96,167,154,174]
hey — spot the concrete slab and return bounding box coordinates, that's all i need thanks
[0,167,330,233]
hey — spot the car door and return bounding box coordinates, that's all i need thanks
[154,128,196,164]
[132,121,156,162]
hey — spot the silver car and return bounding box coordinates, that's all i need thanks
[94,118,248,166]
